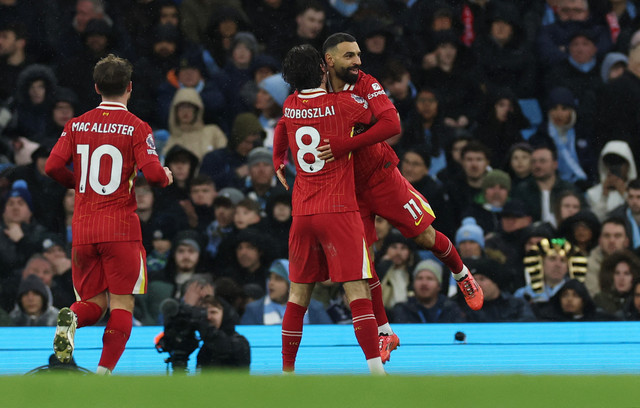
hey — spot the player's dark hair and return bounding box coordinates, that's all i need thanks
[282,44,325,91]
[322,32,357,55]
[93,54,133,97]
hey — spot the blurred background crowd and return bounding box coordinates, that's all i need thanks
[2,0,640,328]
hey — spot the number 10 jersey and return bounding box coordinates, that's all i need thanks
[50,102,162,245]
[282,88,371,216]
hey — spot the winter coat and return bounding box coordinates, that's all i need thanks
[197,298,251,369]
[586,140,638,221]
[391,295,465,324]
[163,88,227,160]
[9,274,59,326]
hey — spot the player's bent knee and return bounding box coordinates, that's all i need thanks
[109,293,135,313]
[414,225,436,249]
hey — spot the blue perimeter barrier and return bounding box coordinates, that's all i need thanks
[1,322,639,375]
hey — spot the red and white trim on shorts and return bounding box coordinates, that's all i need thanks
[361,239,373,280]
[132,252,146,294]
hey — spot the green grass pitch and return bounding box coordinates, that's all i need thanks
[1,373,638,408]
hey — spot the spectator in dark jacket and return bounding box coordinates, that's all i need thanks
[461,258,535,322]
[537,278,614,321]
[391,259,465,323]
[197,295,251,369]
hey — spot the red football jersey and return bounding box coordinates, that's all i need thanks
[50,102,162,245]
[283,88,371,216]
[336,71,399,188]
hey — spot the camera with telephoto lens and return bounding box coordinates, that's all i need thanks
[156,298,208,373]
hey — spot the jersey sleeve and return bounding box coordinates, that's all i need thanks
[272,117,289,171]
[49,121,74,163]
[132,121,161,169]
[359,74,397,117]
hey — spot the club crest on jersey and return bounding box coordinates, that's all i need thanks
[372,83,381,91]
[351,94,368,109]
[60,131,67,137]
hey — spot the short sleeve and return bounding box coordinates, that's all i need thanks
[49,121,74,163]
[357,75,396,117]
[132,121,161,169]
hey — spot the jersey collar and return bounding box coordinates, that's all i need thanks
[98,101,128,111]
[298,88,327,99]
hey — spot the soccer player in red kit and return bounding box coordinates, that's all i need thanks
[45,54,173,374]
[274,33,483,363]
[277,44,385,375]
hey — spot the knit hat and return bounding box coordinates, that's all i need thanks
[258,74,290,107]
[7,179,33,212]
[231,112,265,146]
[40,233,65,252]
[214,187,245,207]
[412,259,443,284]
[247,146,273,167]
[467,258,507,289]
[501,199,529,218]
[547,86,576,110]
[269,259,290,283]
[455,217,485,249]
[84,18,112,38]
[231,31,258,55]
[152,23,180,44]
[174,230,202,252]
[176,51,206,74]
[481,169,511,192]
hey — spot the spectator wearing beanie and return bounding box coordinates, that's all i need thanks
[461,169,511,235]
[256,73,290,148]
[391,259,465,323]
[200,112,265,190]
[455,217,485,260]
[462,258,535,322]
[0,179,48,280]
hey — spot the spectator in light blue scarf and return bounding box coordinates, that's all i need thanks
[529,86,596,190]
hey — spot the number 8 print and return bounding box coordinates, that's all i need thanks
[295,126,325,173]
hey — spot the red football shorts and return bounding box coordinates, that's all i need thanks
[71,241,147,300]
[358,167,436,245]
[289,212,372,283]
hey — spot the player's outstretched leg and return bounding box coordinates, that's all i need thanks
[417,227,483,310]
[53,307,77,363]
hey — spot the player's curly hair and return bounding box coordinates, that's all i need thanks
[282,44,325,92]
[93,54,133,97]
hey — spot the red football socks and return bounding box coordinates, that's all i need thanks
[431,230,464,275]
[368,268,389,329]
[281,302,307,372]
[98,309,132,371]
[70,301,103,328]
[349,298,379,360]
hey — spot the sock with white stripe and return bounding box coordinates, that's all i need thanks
[281,302,307,373]
[350,298,384,374]
[431,230,466,281]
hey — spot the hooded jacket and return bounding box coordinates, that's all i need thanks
[537,279,612,321]
[12,64,57,142]
[163,88,227,160]
[196,297,251,369]
[586,140,638,221]
[9,274,59,326]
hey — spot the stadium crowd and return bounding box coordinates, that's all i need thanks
[2,0,640,328]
